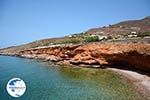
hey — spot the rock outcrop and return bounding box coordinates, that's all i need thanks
[16,43,150,73]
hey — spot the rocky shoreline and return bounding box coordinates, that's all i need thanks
[1,42,150,71]
[0,42,150,98]
[2,43,149,71]
[1,43,150,71]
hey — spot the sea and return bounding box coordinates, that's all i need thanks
[0,55,144,100]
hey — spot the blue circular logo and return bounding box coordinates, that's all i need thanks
[6,78,26,97]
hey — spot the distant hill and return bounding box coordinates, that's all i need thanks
[86,16,150,36]
[0,16,150,54]
[0,37,66,54]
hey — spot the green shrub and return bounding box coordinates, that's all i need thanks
[53,38,82,44]
[43,42,50,46]
[63,38,81,44]
[84,36,99,42]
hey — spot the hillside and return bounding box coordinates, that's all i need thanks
[0,16,150,54]
[86,16,150,36]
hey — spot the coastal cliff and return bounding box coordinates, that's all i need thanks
[0,16,150,99]
[1,42,150,99]
[14,43,150,73]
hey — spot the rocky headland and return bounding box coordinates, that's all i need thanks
[1,42,150,72]
[0,16,150,98]
[1,42,150,97]
[7,42,148,98]
[12,43,149,73]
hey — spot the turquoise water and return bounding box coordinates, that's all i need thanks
[0,56,144,100]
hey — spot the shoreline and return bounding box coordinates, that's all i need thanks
[0,42,150,98]
[108,68,150,99]
[0,54,150,98]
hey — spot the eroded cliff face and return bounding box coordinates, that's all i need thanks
[18,43,150,73]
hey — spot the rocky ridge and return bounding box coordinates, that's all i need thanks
[5,42,149,73]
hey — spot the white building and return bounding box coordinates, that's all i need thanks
[98,36,108,40]
[131,31,137,34]
[128,34,137,38]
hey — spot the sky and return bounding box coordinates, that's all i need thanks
[0,0,150,48]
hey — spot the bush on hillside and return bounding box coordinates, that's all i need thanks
[84,36,99,42]
[63,38,81,44]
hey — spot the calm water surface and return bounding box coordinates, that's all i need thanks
[0,56,144,100]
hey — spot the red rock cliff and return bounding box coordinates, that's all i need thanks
[19,43,150,73]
